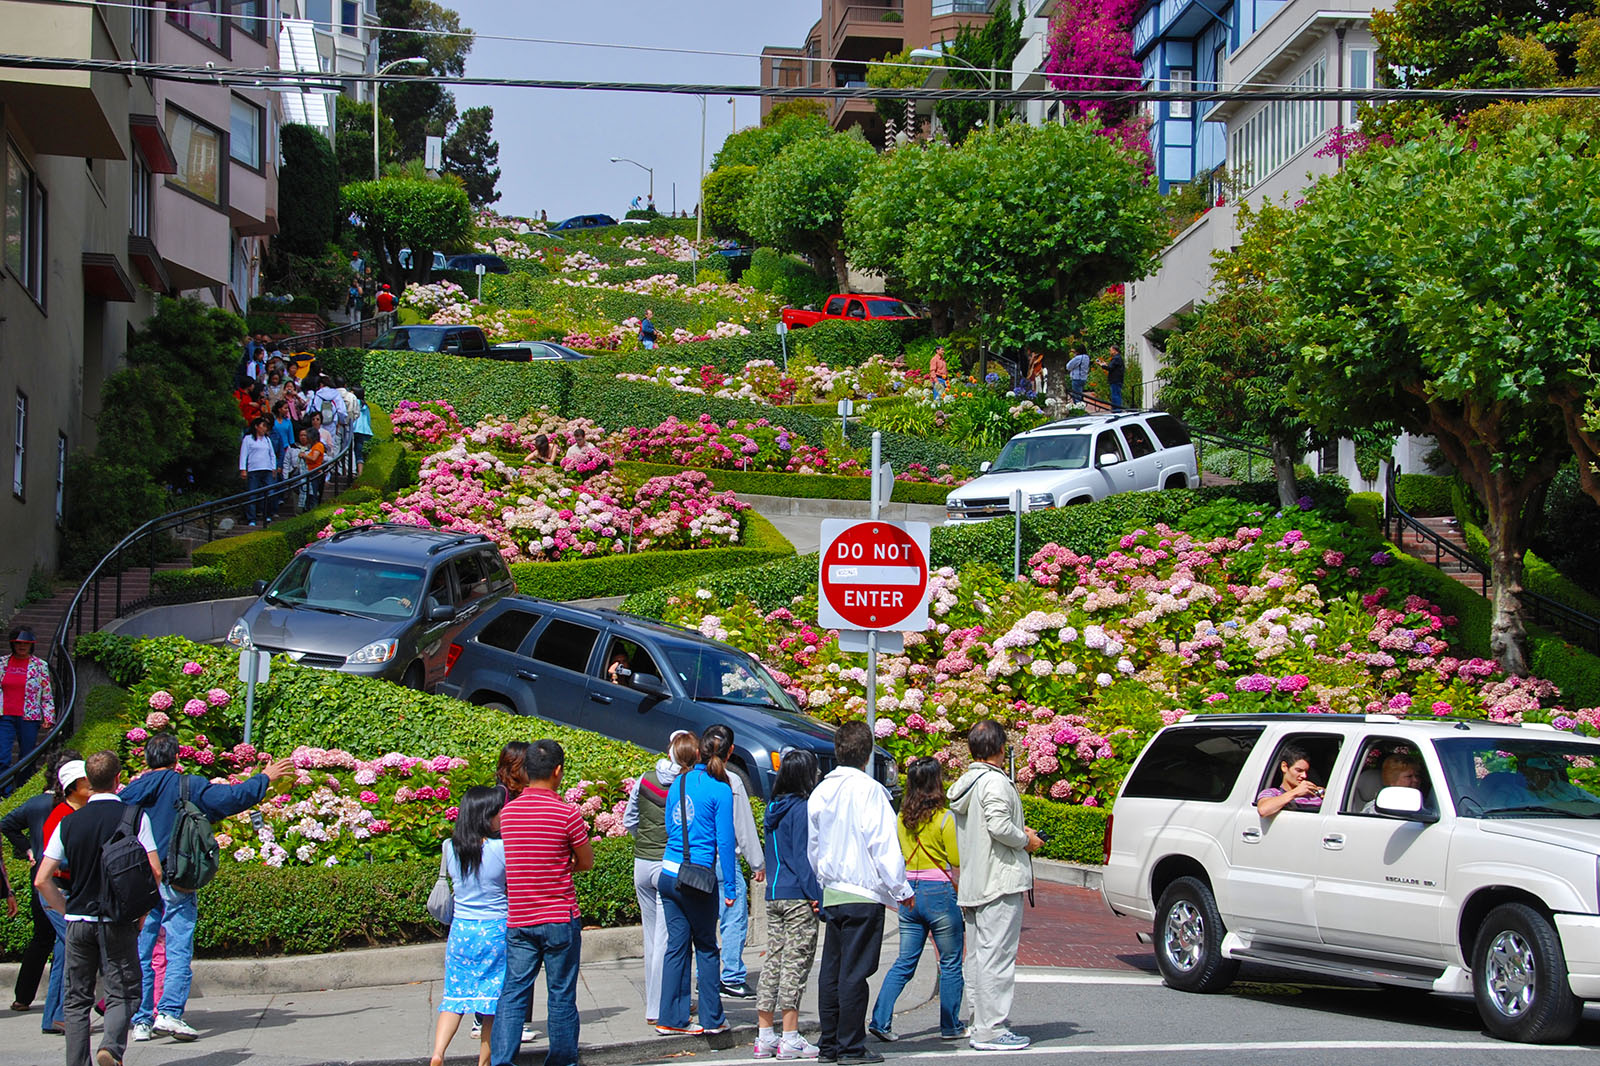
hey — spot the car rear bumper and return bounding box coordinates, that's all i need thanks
[1556,913,1600,997]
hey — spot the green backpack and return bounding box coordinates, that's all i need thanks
[167,776,220,892]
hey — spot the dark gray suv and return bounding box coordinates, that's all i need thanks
[436,596,894,801]
[226,525,515,690]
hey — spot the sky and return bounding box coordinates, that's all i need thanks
[444,1,819,221]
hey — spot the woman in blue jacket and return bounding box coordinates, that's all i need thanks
[655,731,738,1037]
[754,749,822,1060]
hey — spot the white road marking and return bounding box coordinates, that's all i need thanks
[1014,973,1166,986]
[883,1039,1596,1058]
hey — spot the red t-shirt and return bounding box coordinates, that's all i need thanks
[376,291,396,312]
[1,655,27,716]
[42,802,74,883]
[501,786,587,928]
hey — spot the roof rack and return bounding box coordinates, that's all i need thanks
[328,521,404,542]
[595,606,704,638]
[1176,712,1399,724]
[425,533,493,555]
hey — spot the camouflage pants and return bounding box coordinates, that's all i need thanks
[756,898,818,1014]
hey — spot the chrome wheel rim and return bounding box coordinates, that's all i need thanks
[1163,900,1205,973]
[1485,930,1537,1018]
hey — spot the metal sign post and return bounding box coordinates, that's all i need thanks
[1014,488,1024,580]
[867,432,881,731]
[836,397,854,444]
[776,320,789,372]
[237,649,270,747]
[475,261,487,301]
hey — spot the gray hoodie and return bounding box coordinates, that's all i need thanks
[947,762,1031,907]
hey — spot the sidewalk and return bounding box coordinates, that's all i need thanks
[0,885,1147,1065]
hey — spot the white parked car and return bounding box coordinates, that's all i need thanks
[1103,712,1600,1043]
[944,412,1197,525]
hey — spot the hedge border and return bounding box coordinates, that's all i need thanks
[613,461,953,506]
[1394,473,1457,517]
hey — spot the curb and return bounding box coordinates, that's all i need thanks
[1033,858,1104,890]
[343,1027,757,1066]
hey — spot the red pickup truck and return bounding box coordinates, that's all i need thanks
[781,294,920,329]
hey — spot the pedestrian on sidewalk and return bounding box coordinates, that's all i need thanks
[36,750,161,1066]
[753,749,822,1061]
[269,402,295,515]
[869,758,965,1043]
[808,721,913,1066]
[621,730,694,1026]
[117,733,294,1044]
[1103,346,1125,411]
[703,724,764,1000]
[490,739,593,1066]
[32,755,90,1034]
[1065,344,1090,406]
[1,628,55,794]
[929,347,949,401]
[302,426,328,506]
[1,750,80,1016]
[431,786,508,1066]
[239,418,277,527]
[351,388,373,477]
[481,741,536,1046]
[946,721,1044,1052]
[656,731,737,1038]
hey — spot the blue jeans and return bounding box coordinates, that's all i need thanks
[1070,378,1085,404]
[0,717,40,790]
[245,469,273,523]
[869,881,965,1037]
[1110,382,1124,410]
[491,918,581,1066]
[41,898,66,1031]
[658,871,725,1030]
[717,860,748,985]
[134,883,197,1025]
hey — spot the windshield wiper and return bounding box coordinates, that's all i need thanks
[295,604,371,620]
[263,591,289,607]
[698,695,779,709]
[1483,804,1600,818]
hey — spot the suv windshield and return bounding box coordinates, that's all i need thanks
[865,298,914,317]
[1434,736,1600,817]
[666,646,797,711]
[989,433,1091,473]
[372,328,446,352]
[266,554,425,620]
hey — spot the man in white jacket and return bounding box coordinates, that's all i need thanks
[808,721,913,1065]
[946,720,1043,1052]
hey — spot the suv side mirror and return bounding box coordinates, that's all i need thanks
[1099,452,1123,467]
[979,461,992,473]
[631,672,670,699]
[427,602,458,623]
[1374,785,1435,822]
[253,580,269,595]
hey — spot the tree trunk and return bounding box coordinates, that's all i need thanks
[1270,435,1299,508]
[829,242,851,291]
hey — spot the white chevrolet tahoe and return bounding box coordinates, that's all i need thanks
[944,412,1198,525]
[1103,713,1600,1043]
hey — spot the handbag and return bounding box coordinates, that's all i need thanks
[427,846,454,925]
[675,771,719,897]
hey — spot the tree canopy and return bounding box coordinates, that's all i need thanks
[375,0,472,159]
[738,131,876,288]
[342,177,473,286]
[333,99,400,186]
[443,105,501,207]
[277,123,342,257]
[711,109,833,171]
[701,164,757,243]
[933,3,1025,145]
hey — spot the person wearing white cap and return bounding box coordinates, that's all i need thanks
[1,627,55,794]
[21,755,92,1035]
[2,750,79,1019]
[622,730,696,1025]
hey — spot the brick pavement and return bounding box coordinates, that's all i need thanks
[1017,881,1155,972]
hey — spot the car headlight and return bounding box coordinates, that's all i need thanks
[347,639,399,665]
[226,621,250,648]
[1028,493,1055,511]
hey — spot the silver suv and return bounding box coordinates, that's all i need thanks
[944,411,1197,524]
[1104,712,1600,1043]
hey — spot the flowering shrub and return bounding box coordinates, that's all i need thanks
[617,355,914,404]
[473,235,537,260]
[620,234,700,262]
[400,280,473,316]
[391,400,464,446]
[659,500,1600,805]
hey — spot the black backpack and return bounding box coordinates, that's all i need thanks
[98,805,161,923]
[166,776,220,892]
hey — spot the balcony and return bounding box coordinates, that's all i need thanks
[0,0,125,159]
[832,1,905,63]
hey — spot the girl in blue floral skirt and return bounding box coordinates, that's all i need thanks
[430,786,507,1066]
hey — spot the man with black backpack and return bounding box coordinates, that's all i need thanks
[115,733,292,1043]
[35,750,161,1066]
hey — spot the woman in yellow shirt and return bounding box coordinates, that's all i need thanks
[867,758,965,1042]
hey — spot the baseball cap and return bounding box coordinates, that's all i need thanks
[57,759,87,791]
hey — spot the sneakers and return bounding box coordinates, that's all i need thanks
[468,1021,482,1039]
[655,1023,704,1036]
[95,1050,121,1066]
[970,1030,1031,1051]
[720,981,754,999]
[521,1023,539,1043]
[130,1023,153,1042]
[702,1021,732,1036]
[154,1013,199,1042]
[777,1035,821,1060]
[867,1025,898,1043]
[941,1025,971,1040]
[754,1034,782,1059]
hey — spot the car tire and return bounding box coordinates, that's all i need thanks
[1164,473,1188,489]
[728,763,755,802]
[481,700,516,716]
[401,663,426,691]
[1153,876,1239,993]
[1471,902,1582,1043]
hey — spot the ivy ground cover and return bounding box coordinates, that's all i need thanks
[657,499,1600,806]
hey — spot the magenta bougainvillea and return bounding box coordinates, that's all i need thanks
[1044,0,1143,126]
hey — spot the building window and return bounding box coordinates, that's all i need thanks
[131,153,151,237]
[166,0,225,51]
[932,0,989,12]
[305,0,333,33]
[1230,56,1328,189]
[1170,68,1193,119]
[1347,47,1373,126]
[237,0,267,42]
[166,108,225,205]
[55,434,66,525]
[230,96,263,170]
[341,0,360,35]
[1212,45,1226,90]
[132,0,153,62]
[4,141,46,306]
[12,393,25,500]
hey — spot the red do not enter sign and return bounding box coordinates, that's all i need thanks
[818,520,932,632]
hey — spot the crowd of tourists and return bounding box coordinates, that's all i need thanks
[233,338,374,525]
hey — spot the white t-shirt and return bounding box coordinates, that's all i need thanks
[43,793,158,922]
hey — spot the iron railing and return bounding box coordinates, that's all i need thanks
[1076,393,1275,479]
[274,313,381,352]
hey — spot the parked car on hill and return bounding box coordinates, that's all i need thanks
[436,595,897,801]
[1105,712,1600,1043]
[443,253,510,274]
[553,214,618,232]
[368,326,535,362]
[226,525,514,690]
[780,293,920,329]
[944,411,1197,524]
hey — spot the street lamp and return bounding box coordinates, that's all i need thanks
[609,156,654,209]
[373,56,427,180]
[908,46,996,131]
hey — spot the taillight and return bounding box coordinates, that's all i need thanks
[1102,813,1114,865]
[445,643,462,675]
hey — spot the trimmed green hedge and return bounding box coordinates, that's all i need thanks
[355,440,409,495]
[150,565,241,600]
[1021,796,1109,865]
[191,531,292,587]
[1395,473,1457,517]
[306,347,368,387]
[622,553,819,619]
[613,461,953,505]
[365,350,573,426]
[1346,492,1384,533]
[790,320,914,368]
[508,512,794,600]
[1458,521,1600,625]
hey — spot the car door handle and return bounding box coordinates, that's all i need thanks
[1322,833,1345,850]
[589,693,614,704]
[515,670,540,682]
[1240,828,1261,843]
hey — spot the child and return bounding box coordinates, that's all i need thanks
[282,430,307,511]
[304,428,327,506]
[754,749,823,1060]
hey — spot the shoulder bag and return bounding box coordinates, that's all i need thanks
[675,771,718,897]
[427,844,454,925]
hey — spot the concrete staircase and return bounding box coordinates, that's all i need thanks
[1398,515,1487,592]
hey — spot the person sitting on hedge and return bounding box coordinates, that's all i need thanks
[118,734,293,1044]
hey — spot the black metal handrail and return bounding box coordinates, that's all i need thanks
[1077,393,1275,479]
[0,434,357,797]
[1384,465,1600,654]
[274,313,381,352]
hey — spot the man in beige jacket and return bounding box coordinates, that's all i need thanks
[947,721,1043,1052]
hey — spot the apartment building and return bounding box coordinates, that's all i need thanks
[0,0,283,616]
[760,0,992,143]
[278,0,378,137]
